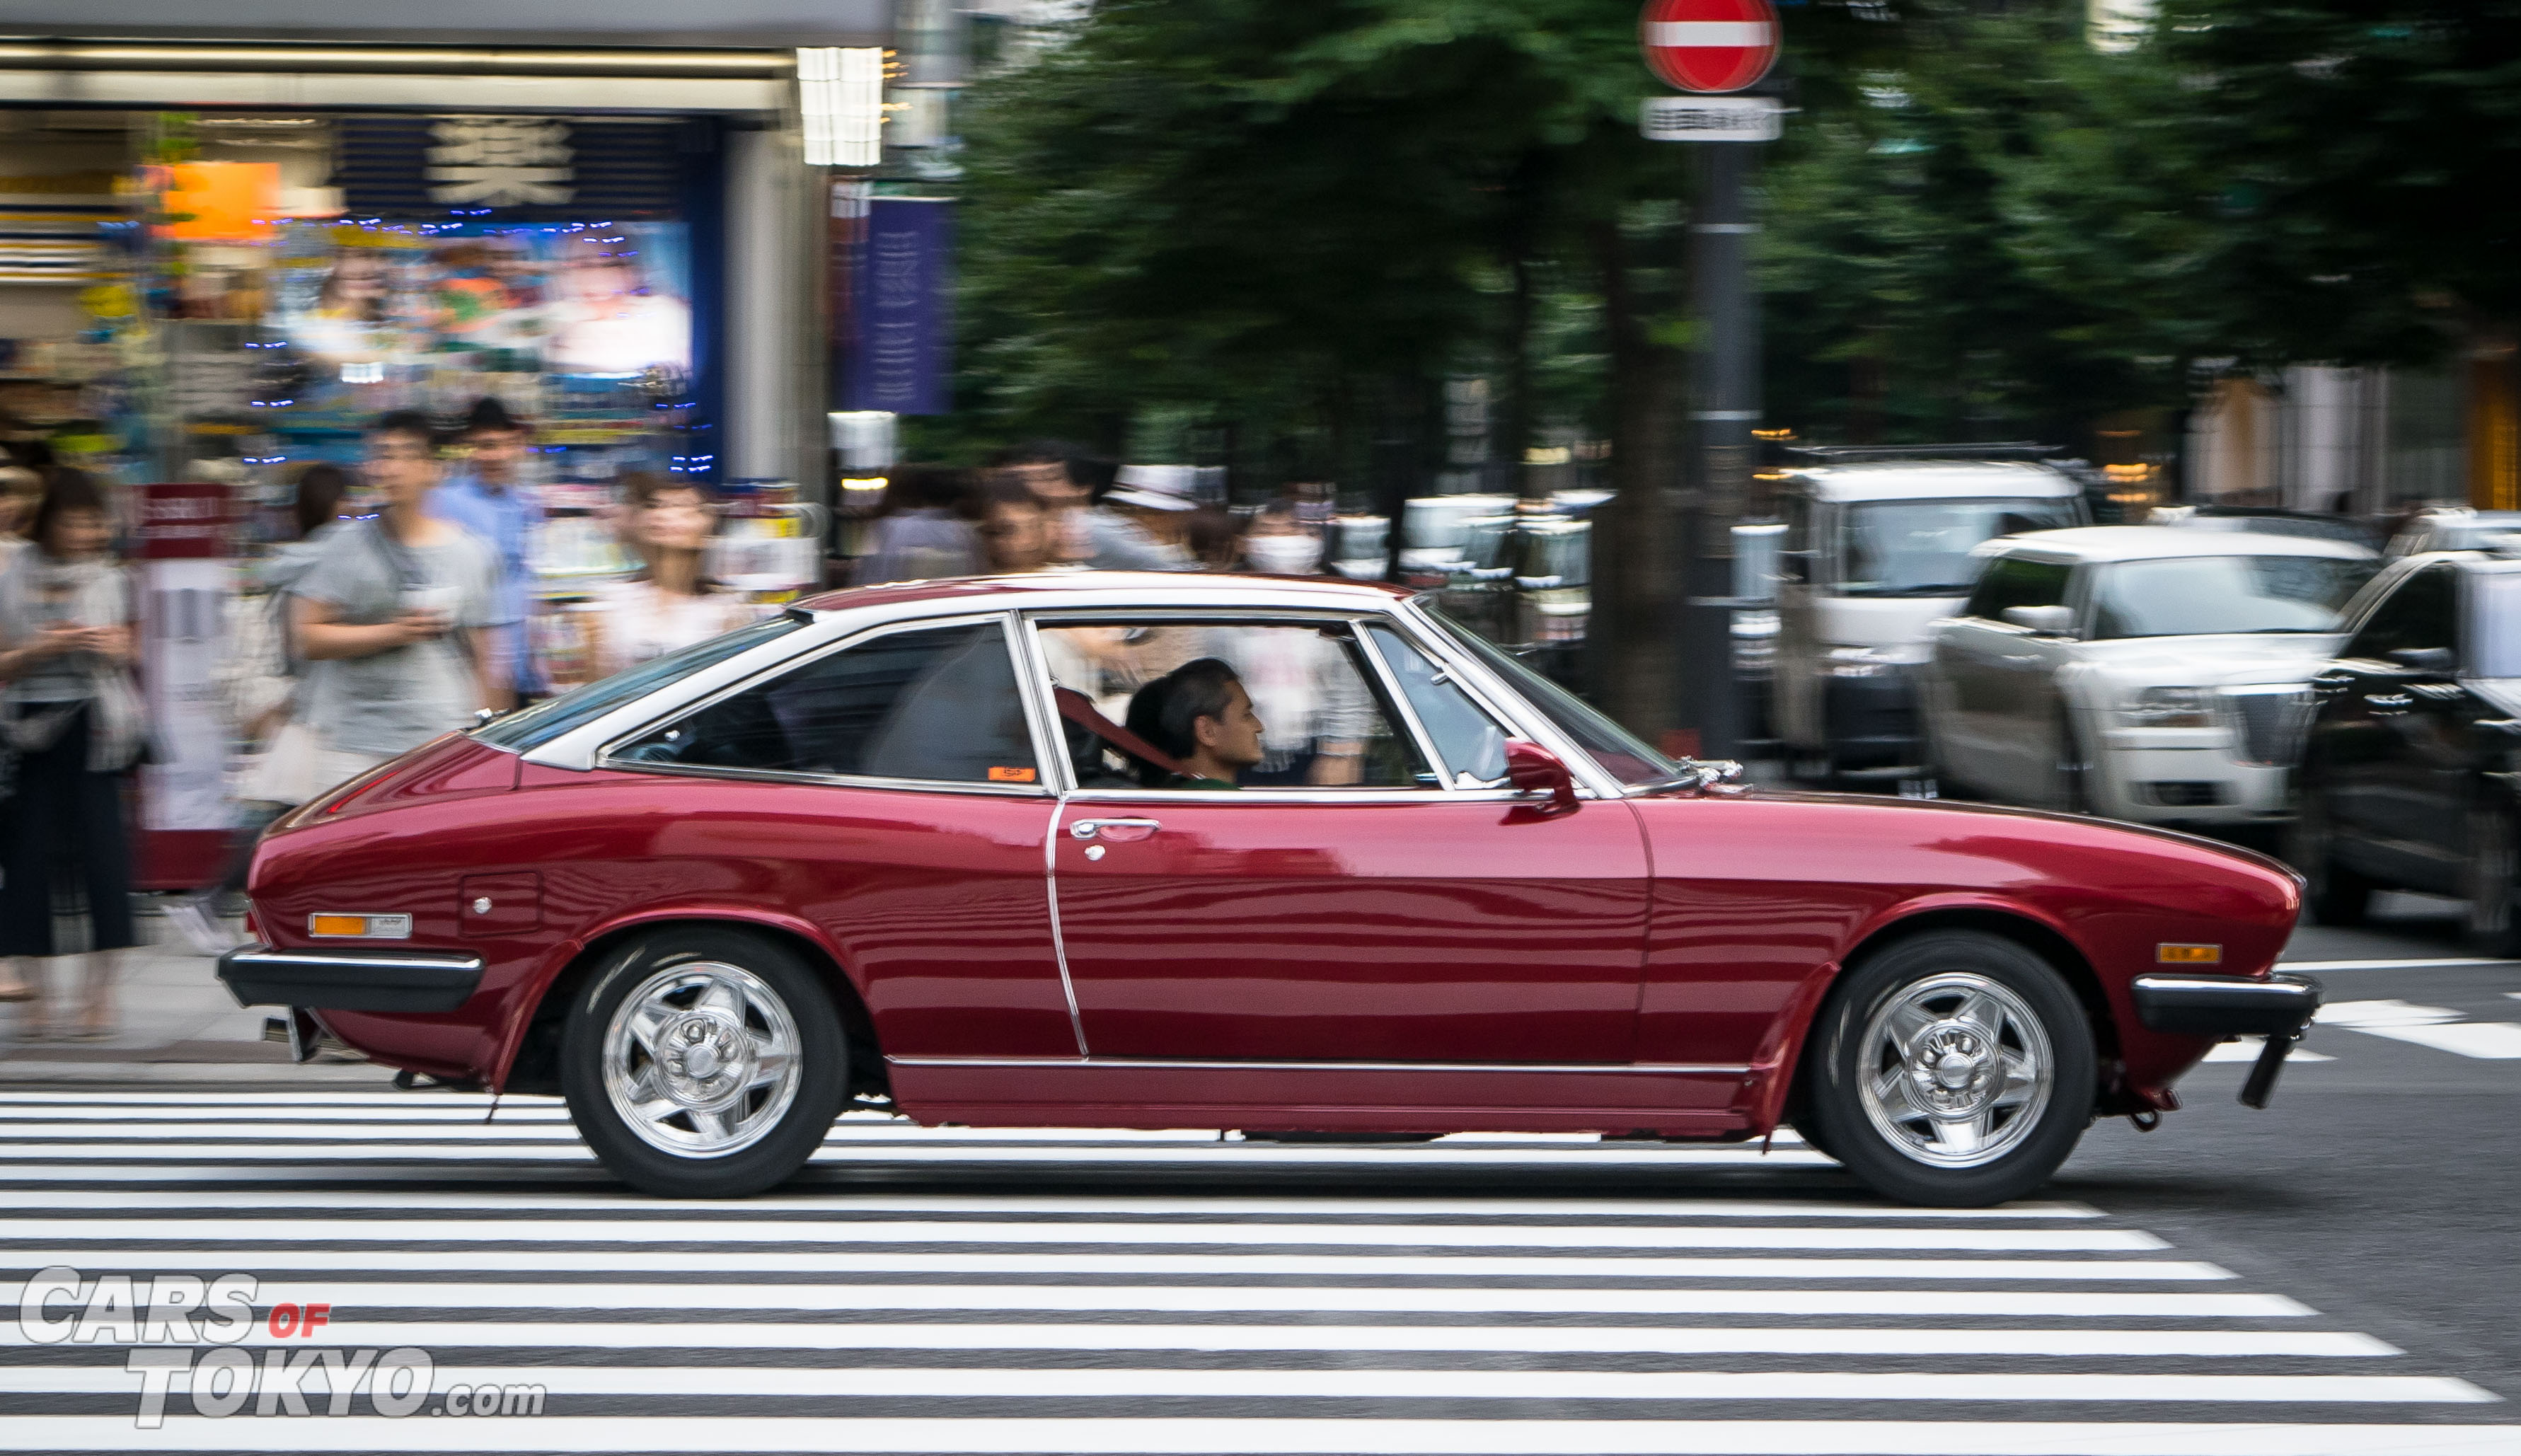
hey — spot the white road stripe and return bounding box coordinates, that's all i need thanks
[4,1416,2517,1453]
[0,1105,574,1122]
[0,1252,2227,1281]
[0,1189,2104,1220]
[0,1216,2161,1252]
[2317,1000,2521,1058]
[0,1142,1843,1166]
[0,1365,2488,1404]
[0,1319,2394,1358]
[0,1281,2303,1319]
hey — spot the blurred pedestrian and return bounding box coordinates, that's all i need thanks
[0,468,143,1037]
[1184,504,1240,570]
[290,411,497,791]
[979,475,1061,573]
[429,396,544,708]
[584,472,758,676]
[1100,465,1201,570]
[0,465,43,573]
[856,466,984,585]
[1238,497,1328,575]
[993,441,1181,571]
[164,464,352,957]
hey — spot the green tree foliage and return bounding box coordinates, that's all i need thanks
[2146,0,2521,363]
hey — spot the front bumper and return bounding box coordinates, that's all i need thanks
[2132,971,2321,1110]
[217,944,485,1013]
[1822,666,1922,770]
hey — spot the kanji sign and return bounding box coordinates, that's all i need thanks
[1640,0,1779,95]
[426,118,575,207]
[1641,96,1784,142]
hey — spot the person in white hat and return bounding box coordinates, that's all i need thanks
[1091,463,1202,570]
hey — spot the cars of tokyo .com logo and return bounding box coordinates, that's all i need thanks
[17,1266,546,1428]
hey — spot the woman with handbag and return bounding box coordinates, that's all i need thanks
[0,468,144,1038]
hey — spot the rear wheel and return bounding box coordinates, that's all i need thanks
[561,927,846,1198]
[1805,930,2095,1208]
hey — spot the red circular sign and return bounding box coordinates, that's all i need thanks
[1640,0,1779,94]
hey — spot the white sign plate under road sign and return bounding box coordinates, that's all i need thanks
[1641,95,1783,142]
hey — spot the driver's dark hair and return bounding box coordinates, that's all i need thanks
[1124,657,1242,785]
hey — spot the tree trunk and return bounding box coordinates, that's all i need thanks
[1586,216,1688,742]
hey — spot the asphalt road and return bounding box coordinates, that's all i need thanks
[0,895,2510,1453]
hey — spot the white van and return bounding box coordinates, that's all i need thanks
[1773,455,2087,780]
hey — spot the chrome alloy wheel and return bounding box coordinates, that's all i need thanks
[1856,971,2053,1169]
[601,961,802,1157]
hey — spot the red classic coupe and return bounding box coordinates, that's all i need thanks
[221,573,2319,1206]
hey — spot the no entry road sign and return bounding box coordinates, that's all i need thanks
[1640,0,1780,95]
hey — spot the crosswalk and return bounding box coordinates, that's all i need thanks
[0,1089,2508,1454]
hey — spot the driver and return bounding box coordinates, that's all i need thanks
[1124,657,1265,790]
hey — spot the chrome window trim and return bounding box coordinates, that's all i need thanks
[885,1054,1751,1075]
[587,611,1054,797]
[1388,598,1629,801]
[1056,786,1522,806]
[1347,618,1458,785]
[1018,606,1451,797]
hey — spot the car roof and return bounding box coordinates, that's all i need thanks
[794,570,1416,617]
[1787,461,2082,504]
[1983,526,2378,563]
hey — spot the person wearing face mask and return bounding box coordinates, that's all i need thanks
[1239,498,1327,576]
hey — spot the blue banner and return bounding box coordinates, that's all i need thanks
[839,197,954,416]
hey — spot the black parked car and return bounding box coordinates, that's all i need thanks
[2288,550,2521,952]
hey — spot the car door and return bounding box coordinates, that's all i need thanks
[1029,611,1650,1068]
[601,613,1078,1058]
[2321,565,2462,890]
[1929,553,2073,801]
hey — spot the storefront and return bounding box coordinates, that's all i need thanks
[0,15,879,882]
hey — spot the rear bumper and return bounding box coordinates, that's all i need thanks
[2130,972,2321,1039]
[217,944,485,1013]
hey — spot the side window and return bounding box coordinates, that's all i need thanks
[1033,618,1431,790]
[613,622,1039,785]
[1959,555,2072,623]
[1363,622,1511,787]
[2346,566,2458,662]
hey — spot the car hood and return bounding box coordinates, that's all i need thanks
[2066,632,2347,686]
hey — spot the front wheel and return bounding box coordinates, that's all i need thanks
[1804,930,2096,1207]
[561,927,846,1198]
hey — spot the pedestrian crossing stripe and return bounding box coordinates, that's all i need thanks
[0,1092,2507,1453]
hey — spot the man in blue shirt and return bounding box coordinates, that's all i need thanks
[429,396,543,707]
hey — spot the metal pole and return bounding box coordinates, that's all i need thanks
[1678,140,1760,761]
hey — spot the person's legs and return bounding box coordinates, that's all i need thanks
[63,712,134,1038]
[0,715,67,1032]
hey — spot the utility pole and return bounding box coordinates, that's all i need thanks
[1677,139,1760,760]
[1638,0,1781,761]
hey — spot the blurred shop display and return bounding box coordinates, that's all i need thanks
[1767,445,2089,785]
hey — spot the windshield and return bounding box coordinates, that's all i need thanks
[1840,496,2082,596]
[472,614,807,752]
[1420,603,1683,788]
[2091,555,2374,639]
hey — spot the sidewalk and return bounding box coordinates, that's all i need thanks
[0,899,386,1084]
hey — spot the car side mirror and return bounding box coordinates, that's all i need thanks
[2001,604,2076,635]
[2386,646,2455,675]
[1502,739,1578,814]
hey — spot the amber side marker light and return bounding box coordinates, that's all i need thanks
[2156,944,2222,964]
[309,913,413,940]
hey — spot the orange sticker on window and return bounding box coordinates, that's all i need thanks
[988,766,1038,783]
[2156,944,2222,964]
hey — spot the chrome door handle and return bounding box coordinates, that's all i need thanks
[1070,818,1162,842]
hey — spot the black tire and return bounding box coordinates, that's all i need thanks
[560,927,848,1198]
[2286,792,2370,928]
[1804,930,2096,1208]
[1789,1116,1843,1166]
[2464,807,2521,958]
